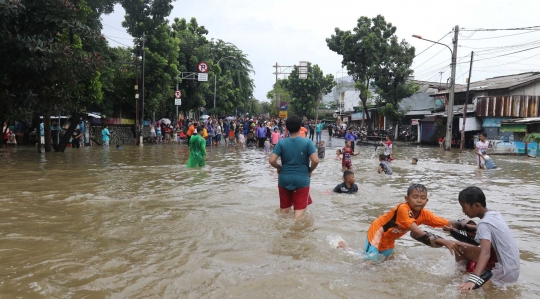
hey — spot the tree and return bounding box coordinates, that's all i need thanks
[0,0,109,152]
[374,37,418,127]
[327,15,409,125]
[281,63,334,118]
[266,79,291,116]
[121,0,179,119]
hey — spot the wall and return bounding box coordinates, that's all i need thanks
[90,125,136,145]
[508,80,540,96]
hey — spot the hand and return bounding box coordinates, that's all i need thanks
[442,225,453,232]
[457,281,475,292]
[276,167,281,174]
[308,171,312,177]
[442,240,461,256]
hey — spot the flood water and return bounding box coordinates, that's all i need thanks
[1,134,539,299]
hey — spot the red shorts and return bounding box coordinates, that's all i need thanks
[342,161,352,169]
[466,248,498,273]
[278,186,312,210]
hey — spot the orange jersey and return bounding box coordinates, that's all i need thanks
[187,125,195,137]
[367,203,449,251]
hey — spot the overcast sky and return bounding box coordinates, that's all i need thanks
[101,0,540,104]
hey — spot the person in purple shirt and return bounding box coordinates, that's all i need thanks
[257,123,267,148]
[345,128,358,152]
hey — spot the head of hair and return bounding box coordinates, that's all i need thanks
[480,132,487,138]
[337,149,342,154]
[104,125,108,128]
[285,115,302,133]
[412,158,418,162]
[458,186,486,207]
[343,170,354,179]
[197,125,204,132]
[379,154,386,161]
[407,184,427,196]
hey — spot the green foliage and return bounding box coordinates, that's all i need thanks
[0,0,107,120]
[280,63,334,118]
[327,15,414,121]
[266,80,291,116]
[523,133,540,143]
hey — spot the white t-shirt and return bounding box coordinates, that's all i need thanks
[384,141,392,156]
[215,125,222,135]
[475,211,520,285]
[476,140,489,165]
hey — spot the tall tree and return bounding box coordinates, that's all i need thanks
[281,63,334,118]
[374,37,418,127]
[121,0,179,119]
[327,15,406,124]
[0,0,109,152]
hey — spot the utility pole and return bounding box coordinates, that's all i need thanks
[445,25,459,151]
[135,56,139,145]
[140,31,145,147]
[460,51,474,153]
[275,62,278,116]
[175,77,179,124]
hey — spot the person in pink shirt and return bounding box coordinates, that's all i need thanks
[271,127,281,148]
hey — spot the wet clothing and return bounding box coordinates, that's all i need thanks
[187,134,206,168]
[476,140,489,167]
[379,161,393,175]
[367,203,449,252]
[317,146,325,159]
[333,182,358,194]
[272,136,316,191]
[342,147,353,169]
[278,186,312,210]
[475,211,520,285]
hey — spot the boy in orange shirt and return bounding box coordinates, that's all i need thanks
[338,184,460,262]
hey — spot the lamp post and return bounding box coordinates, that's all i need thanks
[213,56,235,108]
[413,26,459,151]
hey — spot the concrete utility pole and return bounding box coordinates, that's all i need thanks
[445,25,459,151]
[140,31,145,147]
[275,62,279,115]
[460,51,474,153]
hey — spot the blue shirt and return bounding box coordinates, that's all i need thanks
[224,122,230,134]
[101,128,110,141]
[257,126,266,138]
[316,123,323,133]
[345,131,357,141]
[39,123,44,135]
[272,137,316,190]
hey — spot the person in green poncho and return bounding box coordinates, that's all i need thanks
[187,125,207,168]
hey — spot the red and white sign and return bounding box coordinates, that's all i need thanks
[175,90,182,99]
[197,62,209,73]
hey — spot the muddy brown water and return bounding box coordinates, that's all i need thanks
[1,135,539,298]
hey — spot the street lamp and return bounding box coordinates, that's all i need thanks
[213,56,235,108]
[413,31,457,151]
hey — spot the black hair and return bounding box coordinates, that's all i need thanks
[407,184,428,196]
[458,186,486,207]
[343,170,354,179]
[379,154,386,161]
[412,158,418,162]
[480,132,487,138]
[197,125,204,132]
[285,115,302,133]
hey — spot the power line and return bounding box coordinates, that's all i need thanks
[105,36,133,47]
[414,31,452,58]
[103,23,126,32]
[461,26,540,31]
[458,45,540,64]
[460,30,540,40]
[413,45,449,70]
[473,51,540,69]
[103,35,134,41]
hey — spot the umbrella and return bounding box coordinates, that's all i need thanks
[158,118,171,125]
[200,115,210,120]
[225,116,235,121]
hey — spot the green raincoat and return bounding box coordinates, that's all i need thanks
[187,134,206,168]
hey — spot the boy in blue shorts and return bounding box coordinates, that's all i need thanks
[338,184,460,261]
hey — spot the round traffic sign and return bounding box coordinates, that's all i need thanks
[333,112,338,118]
[197,62,209,73]
[175,90,182,99]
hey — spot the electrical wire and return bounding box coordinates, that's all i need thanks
[103,23,126,32]
[461,26,540,31]
[456,45,540,64]
[414,31,452,58]
[413,46,449,70]
[105,36,133,47]
[459,30,540,40]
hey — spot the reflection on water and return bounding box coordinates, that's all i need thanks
[1,136,539,298]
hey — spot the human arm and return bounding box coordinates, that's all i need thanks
[457,239,492,291]
[333,184,342,193]
[309,152,319,175]
[409,222,460,256]
[269,153,281,174]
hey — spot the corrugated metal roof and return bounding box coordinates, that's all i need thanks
[432,72,540,95]
[475,96,540,117]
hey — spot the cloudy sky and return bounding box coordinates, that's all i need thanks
[101,0,540,103]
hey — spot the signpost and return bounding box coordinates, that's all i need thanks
[198,73,208,82]
[279,101,288,110]
[279,111,288,118]
[197,62,209,73]
[175,89,182,106]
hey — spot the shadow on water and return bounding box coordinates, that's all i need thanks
[0,137,539,298]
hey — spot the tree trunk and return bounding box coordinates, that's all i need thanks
[55,111,80,152]
[44,112,52,152]
[33,112,42,153]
